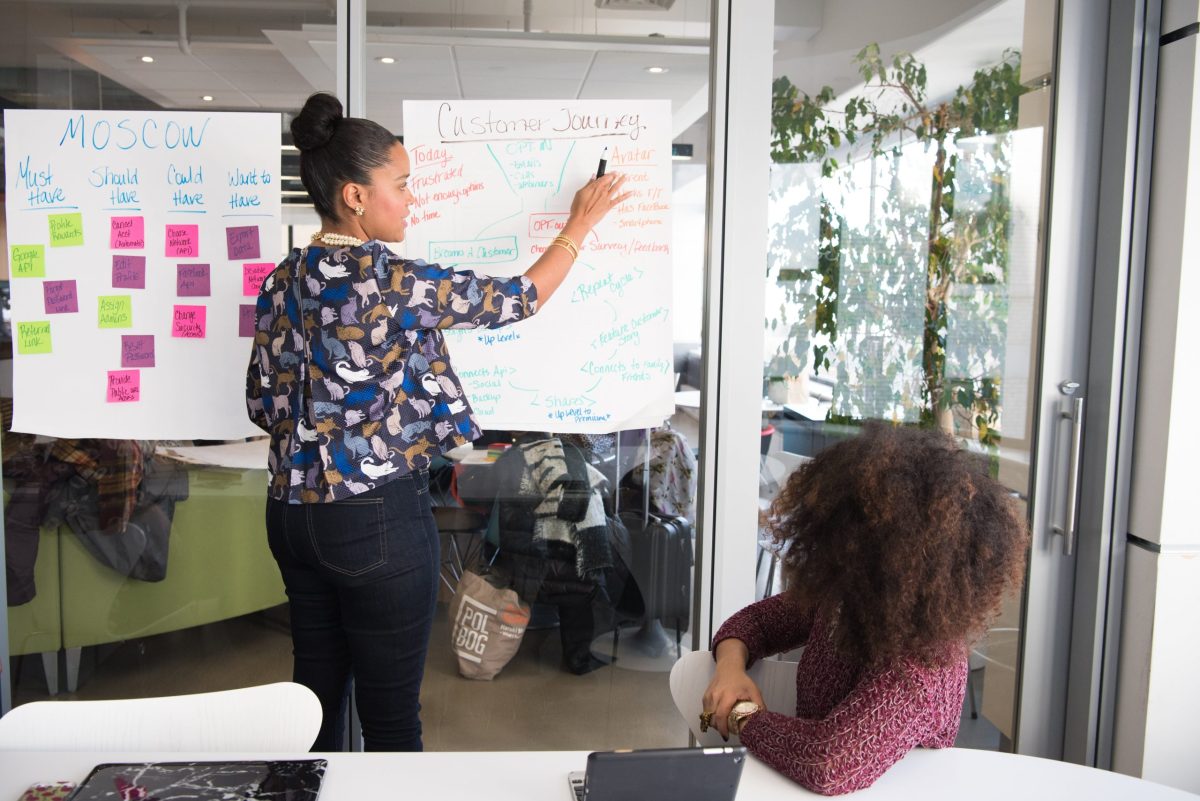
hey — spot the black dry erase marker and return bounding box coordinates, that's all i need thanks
[597,147,609,177]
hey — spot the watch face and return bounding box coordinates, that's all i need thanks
[732,701,759,715]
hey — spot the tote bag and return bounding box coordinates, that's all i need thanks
[450,570,531,680]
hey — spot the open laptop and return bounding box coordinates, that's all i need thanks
[568,747,747,801]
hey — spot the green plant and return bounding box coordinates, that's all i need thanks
[767,45,1025,445]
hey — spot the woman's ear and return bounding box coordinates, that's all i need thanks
[341,182,366,215]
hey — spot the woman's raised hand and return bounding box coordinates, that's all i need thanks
[568,173,633,231]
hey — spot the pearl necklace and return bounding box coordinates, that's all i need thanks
[310,232,365,247]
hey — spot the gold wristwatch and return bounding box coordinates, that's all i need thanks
[727,700,761,735]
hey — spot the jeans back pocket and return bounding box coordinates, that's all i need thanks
[305,497,387,576]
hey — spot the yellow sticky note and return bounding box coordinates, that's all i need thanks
[98,295,133,329]
[48,213,84,247]
[9,245,45,278]
[16,321,53,354]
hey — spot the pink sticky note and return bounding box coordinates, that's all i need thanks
[165,224,199,258]
[106,370,141,403]
[121,335,155,368]
[242,262,275,296]
[226,226,261,260]
[176,263,211,297]
[171,304,207,338]
[43,280,79,314]
[239,304,257,337]
[110,216,145,249]
[112,255,146,289]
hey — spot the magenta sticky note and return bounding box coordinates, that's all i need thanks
[172,304,207,338]
[242,262,275,296]
[226,226,261,260]
[110,216,145,249]
[106,370,141,403]
[121,335,155,368]
[239,304,257,337]
[112,255,147,289]
[165,224,199,258]
[43,280,79,314]
[177,263,211,297]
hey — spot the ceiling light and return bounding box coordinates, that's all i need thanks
[141,55,155,63]
[201,95,213,102]
[377,56,396,64]
[645,66,669,74]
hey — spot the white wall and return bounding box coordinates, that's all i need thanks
[1112,20,1200,796]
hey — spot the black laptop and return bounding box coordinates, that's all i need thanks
[568,747,747,801]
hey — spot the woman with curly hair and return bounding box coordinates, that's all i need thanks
[701,423,1028,795]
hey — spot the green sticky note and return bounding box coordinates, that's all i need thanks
[98,295,133,328]
[9,244,46,278]
[16,321,53,354]
[9,245,45,278]
[48,212,84,247]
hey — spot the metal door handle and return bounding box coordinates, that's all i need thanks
[1052,381,1084,556]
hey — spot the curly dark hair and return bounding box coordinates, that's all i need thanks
[768,422,1028,668]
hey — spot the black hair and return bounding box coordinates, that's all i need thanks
[290,92,399,222]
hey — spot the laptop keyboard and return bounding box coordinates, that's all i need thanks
[569,775,586,801]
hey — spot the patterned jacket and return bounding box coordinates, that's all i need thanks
[246,241,538,503]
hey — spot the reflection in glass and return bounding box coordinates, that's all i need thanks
[760,3,1053,754]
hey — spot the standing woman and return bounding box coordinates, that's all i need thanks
[246,92,630,751]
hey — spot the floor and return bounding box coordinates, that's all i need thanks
[9,602,1002,753]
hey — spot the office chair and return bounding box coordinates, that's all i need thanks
[0,681,321,751]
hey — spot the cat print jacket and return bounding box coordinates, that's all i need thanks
[246,241,538,503]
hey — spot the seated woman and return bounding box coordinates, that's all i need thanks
[702,423,1028,795]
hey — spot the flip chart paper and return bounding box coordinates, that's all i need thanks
[4,109,281,438]
[401,99,675,433]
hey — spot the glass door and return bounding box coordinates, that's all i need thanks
[747,0,1108,757]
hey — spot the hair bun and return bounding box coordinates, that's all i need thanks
[291,93,344,152]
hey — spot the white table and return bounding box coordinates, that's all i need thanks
[0,748,1195,800]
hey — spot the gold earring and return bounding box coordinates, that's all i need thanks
[354,205,365,217]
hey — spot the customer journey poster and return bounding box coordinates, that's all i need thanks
[4,109,280,439]
[402,99,676,434]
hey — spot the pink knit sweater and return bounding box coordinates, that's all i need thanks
[712,593,967,795]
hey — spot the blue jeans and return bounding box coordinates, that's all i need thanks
[266,470,440,752]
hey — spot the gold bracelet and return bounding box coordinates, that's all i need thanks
[552,233,580,258]
[552,236,578,258]
[549,239,577,260]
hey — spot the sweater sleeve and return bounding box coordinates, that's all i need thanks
[736,658,966,796]
[711,592,816,666]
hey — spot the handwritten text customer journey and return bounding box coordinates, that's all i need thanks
[402,99,676,434]
[4,109,281,439]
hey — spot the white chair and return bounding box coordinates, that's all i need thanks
[0,682,321,752]
[668,650,798,747]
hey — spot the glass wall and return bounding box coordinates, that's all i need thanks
[1,0,330,701]
[1,0,713,753]
[358,0,711,751]
[756,0,1056,752]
